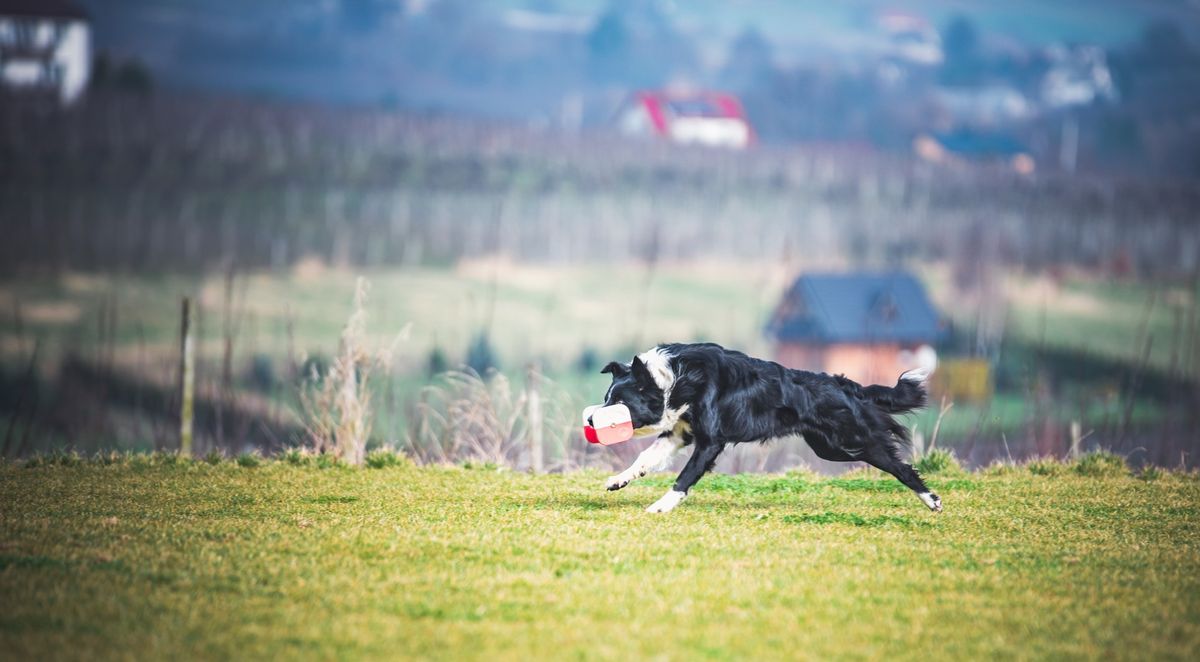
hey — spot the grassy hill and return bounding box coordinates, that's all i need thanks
[1,457,1197,659]
[2,261,1188,459]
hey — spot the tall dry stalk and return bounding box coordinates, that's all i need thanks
[299,277,405,465]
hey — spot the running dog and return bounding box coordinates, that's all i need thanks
[591,342,940,514]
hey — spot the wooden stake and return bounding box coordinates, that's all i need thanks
[526,363,543,473]
[179,297,195,456]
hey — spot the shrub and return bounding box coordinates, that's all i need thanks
[314,452,343,470]
[462,460,500,471]
[1026,456,1067,476]
[247,354,277,393]
[466,332,500,376]
[25,450,81,468]
[236,452,263,468]
[280,448,311,466]
[203,449,224,465]
[409,370,527,468]
[575,346,599,374]
[981,461,1020,477]
[153,451,183,466]
[365,448,408,469]
[426,346,449,377]
[1073,451,1128,478]
[94,450,127,466]
[915,448,963,475]
[1138,465,1164,481]
[404,363,582,470]
[298,354,330,385]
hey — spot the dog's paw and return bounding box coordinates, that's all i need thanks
[605,475,629,491]
[919,492,943,512]
[646,490,686,513]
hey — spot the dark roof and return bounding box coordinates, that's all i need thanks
[768,272,943,344]
[933,130,1026,157]
[0,0,87,20]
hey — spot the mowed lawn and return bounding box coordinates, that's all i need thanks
[1,460,1198,660]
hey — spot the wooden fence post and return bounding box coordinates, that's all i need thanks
[179,297,195,456]
[526,363,543,473]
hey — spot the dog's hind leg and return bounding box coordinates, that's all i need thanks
[646,440,724,513]
[606,433,685,491]
[863,443,942,512]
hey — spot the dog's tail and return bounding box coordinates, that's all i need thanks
[863,368,929,415]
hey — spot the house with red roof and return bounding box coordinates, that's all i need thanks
[616,90,754,149]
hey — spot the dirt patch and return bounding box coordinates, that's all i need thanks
[1005,275,1108,317]
[23,301,83,325]
[61,273,110,294]
[291,254,330,281]
[454,255,562,292]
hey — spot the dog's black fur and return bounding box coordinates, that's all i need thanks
[598,342,939,511]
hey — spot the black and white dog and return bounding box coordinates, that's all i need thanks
[593,343,941,514]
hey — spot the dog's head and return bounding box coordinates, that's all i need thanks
[596,348,676,433]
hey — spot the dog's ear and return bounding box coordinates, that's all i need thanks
[600,361,629,377]
[630,356,655,387]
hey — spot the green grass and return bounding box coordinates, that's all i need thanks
[923,267,1198,377]
[1,461,1198,660]
[0,264,1189,455]
[0,263,781,371]
[12,264,1182,379]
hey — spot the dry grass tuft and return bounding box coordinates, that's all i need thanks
[405,368,586,471]
[298,277,407,465]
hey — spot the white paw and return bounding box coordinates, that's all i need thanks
[919,492,943,512]
[606,474,630,491]
[646,490,686,513]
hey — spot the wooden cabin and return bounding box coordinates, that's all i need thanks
[767,272,944,386]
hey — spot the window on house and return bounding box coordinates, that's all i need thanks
[872,292,899,323]
[14,20,33,49]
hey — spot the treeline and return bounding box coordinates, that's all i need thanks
[2,94,1198,277]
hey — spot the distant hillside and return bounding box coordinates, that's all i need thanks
[80,0,1195,115]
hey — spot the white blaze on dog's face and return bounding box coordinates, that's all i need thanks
[598,347,688,435]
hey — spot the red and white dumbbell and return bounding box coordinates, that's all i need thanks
[581,403,634,445]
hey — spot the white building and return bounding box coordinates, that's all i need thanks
[616,90,755,150]
[1041,45,1117,110]
[0,0,90,105]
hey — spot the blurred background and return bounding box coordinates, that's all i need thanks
[2,0,1199,472]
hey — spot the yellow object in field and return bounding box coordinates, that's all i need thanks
[931,359,992,403]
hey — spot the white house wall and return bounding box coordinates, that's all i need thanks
[56,20,89,104]
[668,117,751,150]
[0,16,91,105]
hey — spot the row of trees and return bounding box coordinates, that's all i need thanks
[3,94,1198,277]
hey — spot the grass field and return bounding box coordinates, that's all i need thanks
[2,261,1190,457]
[2,457,1198,660]
[5,262,1189,375]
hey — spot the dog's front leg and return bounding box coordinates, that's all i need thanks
[646,441,724,513]
[606,433,681,491]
